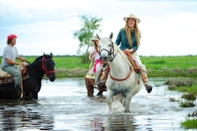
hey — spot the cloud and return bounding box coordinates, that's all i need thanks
[0,0,197,56]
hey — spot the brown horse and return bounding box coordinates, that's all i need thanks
[84,77,107,96]
[84,64,109,97]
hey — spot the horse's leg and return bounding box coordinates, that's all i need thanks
[90,79,96,95]
[106,89,113,112]
[84,78,94,96]
[32,92,38,100]
[124,93,133,113]
[22,92,33,100]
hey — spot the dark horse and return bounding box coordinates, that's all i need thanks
[0,53,56,100]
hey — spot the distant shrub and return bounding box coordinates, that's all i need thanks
[164,78,194,88]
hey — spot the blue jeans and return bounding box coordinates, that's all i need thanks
[1,65,21,86]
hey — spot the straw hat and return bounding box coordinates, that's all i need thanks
[91,36,99,42]
[123,13,140,23]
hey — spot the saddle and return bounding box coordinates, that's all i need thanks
[0,64,29,85]
[85,60,110,88]
[123,50,140,73]
[85,67,95,79]
[128,58,140,73]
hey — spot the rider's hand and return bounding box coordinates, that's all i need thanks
[20,61,25,65]
[21,57,26,62]
[93,50,98,54]
[124,49,130,53]
[129,49,134,54]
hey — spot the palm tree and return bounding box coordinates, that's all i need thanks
[73,15,102,63]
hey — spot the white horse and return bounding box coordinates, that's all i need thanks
[97,33,143,113]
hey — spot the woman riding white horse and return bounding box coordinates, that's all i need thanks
[97,33,143,113]
[115,13,152,93]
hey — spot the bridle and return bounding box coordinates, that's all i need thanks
[99,40,133,81]
[28,56,55,79]
[99,41,118,62]
[41,57,55,77]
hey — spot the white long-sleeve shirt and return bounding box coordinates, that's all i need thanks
[89,46,100,61]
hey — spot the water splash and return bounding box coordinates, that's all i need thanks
[111,101,125,113]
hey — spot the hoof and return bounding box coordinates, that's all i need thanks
[125,110,131,113]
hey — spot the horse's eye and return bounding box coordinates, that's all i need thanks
[109,44,112,47]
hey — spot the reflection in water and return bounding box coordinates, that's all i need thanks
[90,117,105,131]
[0,78,191,130]
[105,115,137,131]
[2,110,16,131]
[0,100,54,130]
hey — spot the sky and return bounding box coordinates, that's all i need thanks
[0,0,197,56]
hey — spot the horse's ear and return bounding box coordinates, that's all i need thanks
[96,34,100,40]
[109,32,113,39]
[43,52,46,57]
[50,52,53,58]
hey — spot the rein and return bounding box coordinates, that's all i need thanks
[27,56,55,80]
[100,41,134,81]
[110,65,133,81]
[29,65,48,80]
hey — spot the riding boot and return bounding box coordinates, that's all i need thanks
[139,65,153,93]
[14,85,21,98]
[123,50,152,93]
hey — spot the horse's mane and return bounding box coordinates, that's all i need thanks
[35,55,44,62]
[113,42,132,67]
[34,54,52,62]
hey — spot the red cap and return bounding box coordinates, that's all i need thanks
[7,34,17,40]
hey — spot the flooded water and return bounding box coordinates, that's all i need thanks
[0,77,195,131]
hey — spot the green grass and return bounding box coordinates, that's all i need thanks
[1,55,197,77]
[179,100,195,108]
[53,56,89,69]
[141,55,197,70]
[181,119,197,129]
[11,55,89,69]
[140,55,197,77]
[168,83,197,97]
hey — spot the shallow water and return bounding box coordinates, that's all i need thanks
[0,77,195,131]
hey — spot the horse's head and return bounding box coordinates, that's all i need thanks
[42,53,56,82]
[97,32,116,62]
